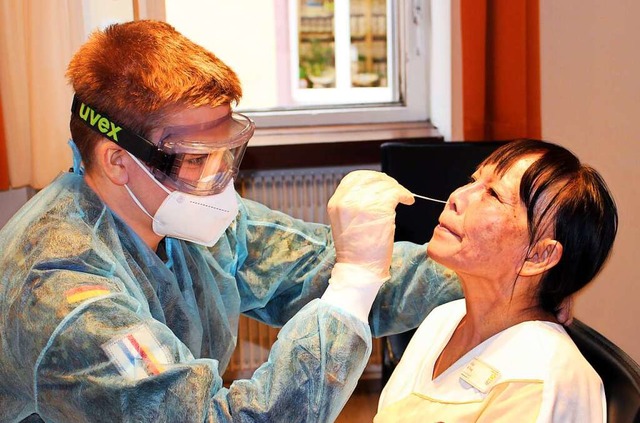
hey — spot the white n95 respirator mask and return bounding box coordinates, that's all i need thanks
[125,153,239,247]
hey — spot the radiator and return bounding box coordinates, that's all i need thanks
[236,166,380,223]
[225,165,382,381]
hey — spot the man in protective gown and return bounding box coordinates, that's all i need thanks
[0,20,461,422]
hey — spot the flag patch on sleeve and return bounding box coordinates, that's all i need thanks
[65,284,111,303]
[102,324,173,380]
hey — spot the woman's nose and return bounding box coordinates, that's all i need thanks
[448,182,478,213]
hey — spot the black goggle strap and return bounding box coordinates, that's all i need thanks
[70,95,175,173]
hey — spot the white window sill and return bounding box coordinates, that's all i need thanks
[250,121,442,147]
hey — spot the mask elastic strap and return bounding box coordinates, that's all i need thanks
[127,153,172,195]
[124,153,172,223]
[124,184,157,222]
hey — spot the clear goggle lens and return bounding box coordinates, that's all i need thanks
[152,113,254,195]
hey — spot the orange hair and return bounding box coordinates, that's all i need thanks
[66,20,242,169]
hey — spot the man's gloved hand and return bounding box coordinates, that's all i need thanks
[322,170,415,322]
[328,170,415,281]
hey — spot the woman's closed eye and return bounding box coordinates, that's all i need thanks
[467,174,505,202]
[487,187,501,200]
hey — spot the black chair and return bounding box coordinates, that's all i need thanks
[566,319,640,423]
[380,140,640,423]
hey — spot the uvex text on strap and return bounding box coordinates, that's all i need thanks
[70,95,255,195]
[71,96,174,172]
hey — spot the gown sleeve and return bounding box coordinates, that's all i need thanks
[232,198,462,335]
[10,264,371,422]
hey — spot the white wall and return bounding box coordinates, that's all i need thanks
[82,0,133,35]
[539,0,640,362]
[429,0,463,142]
[165,0,279,110]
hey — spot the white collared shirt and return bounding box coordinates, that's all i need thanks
[376,299,605,422]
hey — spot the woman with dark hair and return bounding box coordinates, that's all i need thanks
[375,139,618,422]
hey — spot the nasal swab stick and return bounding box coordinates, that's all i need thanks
[412,193,447,204]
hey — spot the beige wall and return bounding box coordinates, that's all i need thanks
[539,1,640,362]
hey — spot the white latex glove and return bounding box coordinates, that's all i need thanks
[328,170,415,280]
[322,170,414,323]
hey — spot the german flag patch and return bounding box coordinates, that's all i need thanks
[65,284,111,304]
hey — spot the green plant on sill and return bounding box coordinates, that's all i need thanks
[300,39,334,77]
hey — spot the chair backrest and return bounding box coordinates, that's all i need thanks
[566,319,640,423]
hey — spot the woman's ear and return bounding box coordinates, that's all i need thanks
[520,238,563,277]
[92,140,130,186]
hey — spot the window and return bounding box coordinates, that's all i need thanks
[163,0,430,129]
[294,0,392,105]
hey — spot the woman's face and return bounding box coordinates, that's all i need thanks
[427,155,539,282]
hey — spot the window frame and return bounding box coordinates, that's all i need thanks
[248,0,430,129]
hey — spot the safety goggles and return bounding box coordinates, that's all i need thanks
[71,95,255,195]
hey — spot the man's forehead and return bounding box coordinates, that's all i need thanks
[166,104,231,125]
[149,104,232,142]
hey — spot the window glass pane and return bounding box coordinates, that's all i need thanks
[298,1,336,89]
[350,0,387,88]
